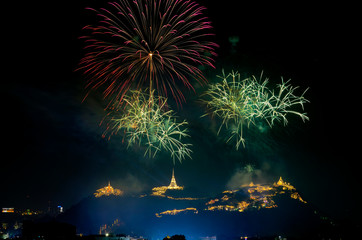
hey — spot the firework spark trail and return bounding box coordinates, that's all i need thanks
[104,90,192,162]
[78,0,218,106]
[202,71,309,149]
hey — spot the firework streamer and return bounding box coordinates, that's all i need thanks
[104,90,192,162]
[202,70,309,149]
[78,0,218,106]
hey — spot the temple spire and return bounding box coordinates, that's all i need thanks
[151,168,184,196]
[168,168,179,189]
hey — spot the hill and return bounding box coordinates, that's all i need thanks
[56,177,343,239]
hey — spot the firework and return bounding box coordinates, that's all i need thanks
[79,0,218,105]
[104,90,192,162]
[202,70,309,149]
[244,164,255,173]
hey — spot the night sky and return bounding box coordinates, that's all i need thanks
[2,0,360,223]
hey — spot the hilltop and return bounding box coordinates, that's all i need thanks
[56,176,341,239]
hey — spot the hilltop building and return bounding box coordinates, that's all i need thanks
[94,182,123,198]
[152,169,184,196]
[203,176,307,213]
[274,177,296,191]
[167,169,183,190]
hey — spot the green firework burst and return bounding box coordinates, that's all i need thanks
[105,90,192,162]
[202,70,309,149]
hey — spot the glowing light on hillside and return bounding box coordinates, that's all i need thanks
[94,182,123,197]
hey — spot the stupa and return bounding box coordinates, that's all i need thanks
[94,182,123,198]
[152,169,184,196]
[167,169,183,190]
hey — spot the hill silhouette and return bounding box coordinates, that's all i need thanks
[56,178,343,239]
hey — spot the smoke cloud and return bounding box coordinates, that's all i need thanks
[226,168,262,189]
[115,174,147,195]
[226,161,278,190]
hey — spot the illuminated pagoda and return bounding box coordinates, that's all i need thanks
[168,169,183,189]
[152,169,184,196]
[274,176,296,190]
[94,182,123,198]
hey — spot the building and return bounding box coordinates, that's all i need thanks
[274,177,296,191]
[152,169,184,196]
[167,169,183,190]
[94,182,123,198]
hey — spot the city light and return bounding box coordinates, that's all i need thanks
[57,206,63,213]
[1,208,14,213]
[156,208,198,218]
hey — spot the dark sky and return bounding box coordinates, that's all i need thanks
[2,0,359,222]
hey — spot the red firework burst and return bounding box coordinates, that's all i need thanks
[78,0,218,105]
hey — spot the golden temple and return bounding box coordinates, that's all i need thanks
[152,169,184,196]
[94,182,123,198]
